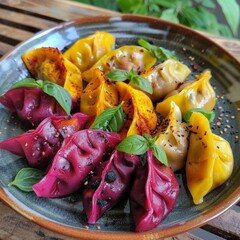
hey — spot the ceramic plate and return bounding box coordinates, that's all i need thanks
[0,15,239,239]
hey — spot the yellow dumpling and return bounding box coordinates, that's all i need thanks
[155,102,189,172]
[156,70,216,117]
[22,47,82,100]
[63,31,115,72]
[186,112,234,205]
[82,46,157,82]
[116,82,157,139]
[80,69,119,126]
[141,59,191,102]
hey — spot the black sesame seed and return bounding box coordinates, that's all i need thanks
[91,178,101,189]
[97,199,108,208]
[105,170,116,183]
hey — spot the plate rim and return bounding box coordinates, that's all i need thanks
[0,14,240,239]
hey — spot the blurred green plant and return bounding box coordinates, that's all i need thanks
[73,0,239,38]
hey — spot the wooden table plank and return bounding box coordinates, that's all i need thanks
[0,23,33,42]
[0,8,56,30]
[0,0,117,20]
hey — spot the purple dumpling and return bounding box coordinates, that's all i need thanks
[32,130,122,198]
[83,150,141,224]
[0,113,88,169]
[130,149,179,232]
[0,87,69,128]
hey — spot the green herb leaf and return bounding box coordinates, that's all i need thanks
[117,134,148,155]
[217,0,239,36]
[105,70,129,81]
[8,167,44,192]
[92,102,126,132]
[42,81,72,115]
[152,145,168,166]
[106,69,153,94]
[138,38,178,61]
[11,78,43,89]
[183,108,215,122]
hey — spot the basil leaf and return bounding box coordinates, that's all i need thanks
[106,70,129,81]
[152,145,168,166]
[8,167,44,192]
[127,70,153,94]
[92,102,126,132]
[11,78,43,89]
[107,69,153,94]
[117,134,148,155]
[183,108,215,122]
[42,81,72,115]
[138,38,178,61]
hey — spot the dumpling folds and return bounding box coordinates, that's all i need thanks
[0,113,88,169]
[130,149,179,232]
[63,31,115,72]
[116,82,157,138]
[83,150,140,224]
[156,70,216,117]
[80,69,119,126]
[155,102,189,172]
[141,59,191,102]
[82,46,157,82]
[0,87,67,128]
[22,47,82,100]
[33,130,121,198]
[186,112,234,205]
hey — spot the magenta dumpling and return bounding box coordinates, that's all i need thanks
[130,149,179,232]
[0,113,88,169]
[32,130,122,198]
[83,150,141,224]
[0,87,69,128]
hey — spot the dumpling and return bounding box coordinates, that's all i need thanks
[80,69,119,126]
[22,47,82,100]
[33,130,121,198]
[83,150,141,224]
[155,102,189,172]
[140,59,191,102]
[186,112,234,204]
[156,70,216,117]
[116,82,157,138]
[0,113,88,169]
[63,31,115,72]
[82,46,157,82]
[130,149,179,232]
[0,87,68,128]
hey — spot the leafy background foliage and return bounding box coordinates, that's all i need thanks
[73,0,240,38]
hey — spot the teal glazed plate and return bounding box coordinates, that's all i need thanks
[0,15,239,240]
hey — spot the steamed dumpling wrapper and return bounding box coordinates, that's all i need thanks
[140,59,191,102]
[186,112,234,204]
[155,102,189,172]
[22,47,82,100]
[0,113,88,169]
[80,69,119,127]
[82,45,157,82]
[130,149,179,232]
[116,82,157,138]
[0,87,69,128]
[63,31,115,72]
[33,130,121,198]
[83,150,141,224]
[156,70,216,117]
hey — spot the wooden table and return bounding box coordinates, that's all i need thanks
[0,0,239,239]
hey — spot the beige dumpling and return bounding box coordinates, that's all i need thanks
[141,59,191,102]
[155,101,189,171]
